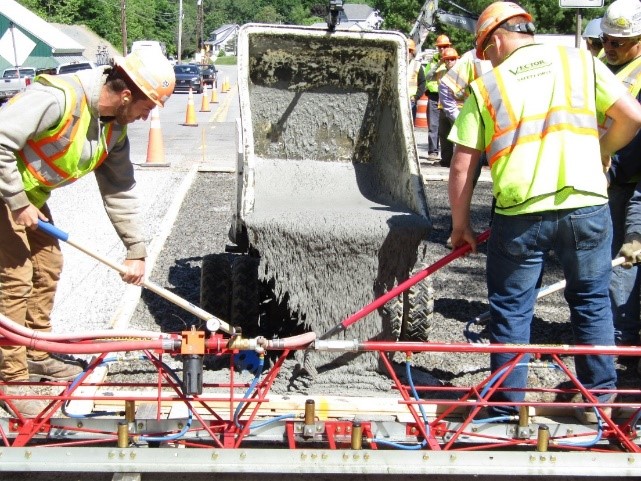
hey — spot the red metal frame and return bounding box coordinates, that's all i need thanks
[0,340,638,453]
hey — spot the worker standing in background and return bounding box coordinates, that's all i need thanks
[407,38,426,124]
[438,47,460,168]
[439,47,492,246]
[424,34,451,159]
[598,0,641,348]
[448,1,641,422]
[583,17,603,57]
[0,49,175,417]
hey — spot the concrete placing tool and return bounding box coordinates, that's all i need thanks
[37,220,234,335]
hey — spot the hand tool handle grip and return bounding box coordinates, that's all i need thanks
[37,219,69,242]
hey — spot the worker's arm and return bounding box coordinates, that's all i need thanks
[600,92,641,167]
[448,143,482,252]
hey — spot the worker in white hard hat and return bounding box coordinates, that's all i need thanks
[0,49,175,417]
[582,17,603,57]
[598,0,641,351]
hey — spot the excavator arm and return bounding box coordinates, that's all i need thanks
[409,0,478,51]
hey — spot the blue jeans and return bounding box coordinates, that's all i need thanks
[608,183,641,345]
[486,204,617,412]
[427,95,440,153]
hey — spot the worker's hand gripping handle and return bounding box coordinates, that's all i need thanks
[37,220,235,335]
[37,219,69,242]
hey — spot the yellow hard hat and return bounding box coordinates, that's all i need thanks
[407,38,416,53]
[475,1,533,59]
[435,35,451,47]
[114,49,175,107]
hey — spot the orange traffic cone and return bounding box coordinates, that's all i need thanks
[414,94,428,129]
[210,85,219,104]
[141,106,169,167]
[200,86,211,112]
[183,88,198,126]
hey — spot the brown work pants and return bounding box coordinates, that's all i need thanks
[0,201,62,381]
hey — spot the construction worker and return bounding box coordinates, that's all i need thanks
[424,34,451,159]
[437,47,460,168]
[407,38,426,123]
[582,17,603,57]
[599,0,641,349]
[0,49,175,417]
[448,1,641,422]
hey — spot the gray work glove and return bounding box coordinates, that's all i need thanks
[618,233,641,269]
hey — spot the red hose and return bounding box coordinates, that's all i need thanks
[0,314,170,341]
[320,228,491,339]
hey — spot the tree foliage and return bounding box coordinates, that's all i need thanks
[16,0,607,59]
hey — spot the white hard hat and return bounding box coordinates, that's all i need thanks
[582,18,602,39]
[601,0,641,37]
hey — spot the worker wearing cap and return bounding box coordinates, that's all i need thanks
[583,17,604,57]
[0,49,175,417]
[424,34,451,159]
[407,38,426,123]
[448,2,641,420]
[597,0,641,349]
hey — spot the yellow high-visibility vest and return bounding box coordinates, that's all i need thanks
[15,74,127,208]
[470,45,606,214]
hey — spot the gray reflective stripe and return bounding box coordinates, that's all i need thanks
[479,74,512,131]
[487,110,598,160]
[19,145,66,186]
[562,48,590,109]
[443,70,468,92]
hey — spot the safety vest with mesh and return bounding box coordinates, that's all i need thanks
[469,45,606,215]
[15,74,127,208]
[425,56,446,93]
[440,50,491,102]
[597,54,641,132]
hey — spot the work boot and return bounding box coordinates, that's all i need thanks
[2,384,49,418]
[27,354,84,382]
[574,394,616,424]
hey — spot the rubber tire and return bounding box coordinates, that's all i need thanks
[230,255,261,338]
[385,272,434,342]
[200,254,232,323]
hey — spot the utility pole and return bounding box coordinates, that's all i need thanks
[196,0,203,53]
[121,0,127,55]
[178,0,183,63]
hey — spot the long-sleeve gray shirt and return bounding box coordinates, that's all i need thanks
[0,66,147,259]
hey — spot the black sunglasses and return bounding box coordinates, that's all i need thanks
[587,38,603,49]
[599,34,636,48]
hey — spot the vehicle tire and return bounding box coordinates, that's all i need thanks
[384,270,434,342]
[230,255,261,338]
[200,253,232,322]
